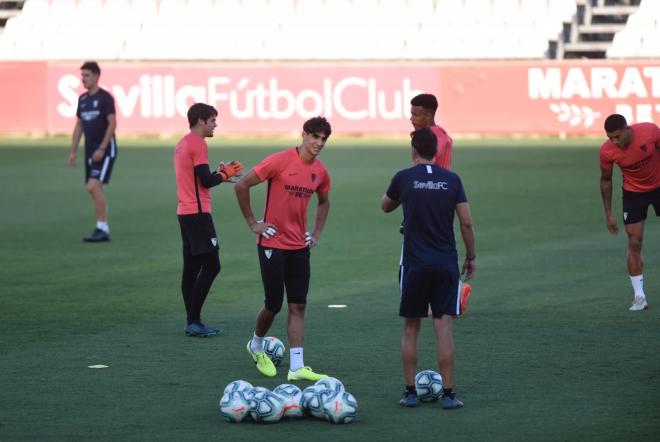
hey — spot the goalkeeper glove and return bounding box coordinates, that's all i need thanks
[305,231,315,247]
[218,161,244,182]
[257,219,278,239]
[262,226,278,239]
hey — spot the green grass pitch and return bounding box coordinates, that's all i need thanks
[0,136,659,441]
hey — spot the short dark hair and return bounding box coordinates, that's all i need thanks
[604,114,627,132]
[303,116,332,137]
[80,61,100,76]
[411,127,437,160]
[187,103,218,128]
[410,93,438,114]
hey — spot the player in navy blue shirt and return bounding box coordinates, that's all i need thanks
[68,61,118,242]
[382,127,475,410]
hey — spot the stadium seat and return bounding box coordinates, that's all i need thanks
[3,0,656,60]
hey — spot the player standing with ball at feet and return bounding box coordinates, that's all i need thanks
[382,128,476,409]
[174,103,243,337]
[599,114,659,311]
[235,117,331,381]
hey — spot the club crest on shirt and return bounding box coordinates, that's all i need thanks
[311,173,316,182]
[211,238,217,246]
[624,212,628,221]
[640,144,647,152]
[93,100,98,108]
[264,249,273,259]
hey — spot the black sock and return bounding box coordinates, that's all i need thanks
[442,387,453,397]
[405,385,416,395]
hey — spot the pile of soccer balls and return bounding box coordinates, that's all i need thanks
[220,337,357,424]
[220,377,358,424]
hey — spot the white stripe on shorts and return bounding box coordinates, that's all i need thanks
[99,156,110,181]
[454,280,462,315]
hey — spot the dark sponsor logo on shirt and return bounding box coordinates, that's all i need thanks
[284,184,314,198]
[628,155,652,171]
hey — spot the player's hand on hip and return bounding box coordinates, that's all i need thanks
[252,220,278,239]
[67,152,77,167]
[305,231,317,248]
[606,215,619,235]
[91,148,105,162]
[461,258,476,280]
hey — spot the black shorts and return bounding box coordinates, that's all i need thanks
[622,187,660,225]
[178,213,219,256]
[399,265,460,318]
[258,245,310,314]
[85,143,117,184]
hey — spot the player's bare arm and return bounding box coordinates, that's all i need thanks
[456,202,476,280]
[92,113,116,162]
[69,119,83,166]
[599,166,618,234]
[380,194,400,213]
[235,170,278,237]
[308,191,330,247]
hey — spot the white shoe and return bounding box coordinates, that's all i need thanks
[629,296,649,311]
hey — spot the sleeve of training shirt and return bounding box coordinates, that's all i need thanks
[101,90,116,117]
[599,141,614,171]
[253,150,287,182]
[386,171,402,201]
[455,174,468,204]
[317,167,331,193]
[190,135,209,167]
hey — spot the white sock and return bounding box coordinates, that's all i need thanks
[290,347,304,371]
[630,274,645,298]
[251,332,264,353]
[96,221,109,233]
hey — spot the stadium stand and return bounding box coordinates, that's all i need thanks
[0,0,656,61]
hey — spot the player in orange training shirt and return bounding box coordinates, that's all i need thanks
[599,113,660,311]
[174,103,243,337]
[410,93,471,314]
[235,117,332,382]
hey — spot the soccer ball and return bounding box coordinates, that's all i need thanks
[223,380,253,396]
[273,383,304,418]
[263,336,286,366]
[315,376,345,394]
[249,390,285,423]
[301,385,333,419]
[245,386,270,400]
[323,391,358,424]
[219,390,251,423]
[415,370,443,402]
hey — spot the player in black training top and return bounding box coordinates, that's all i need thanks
[381,127,476,410]
[68,61,118,242]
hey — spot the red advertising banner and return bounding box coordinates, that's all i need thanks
[0,60,658,136]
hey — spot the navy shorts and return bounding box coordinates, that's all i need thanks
[622,187,660,225]
[85,142,117,184]
[258,245,310,314]
[178,213,219,256]
[399,265,460,318]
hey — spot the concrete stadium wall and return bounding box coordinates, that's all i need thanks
[0,60,658,136]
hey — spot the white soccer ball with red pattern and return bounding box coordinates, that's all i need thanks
[273,383,304,418]
[323,391,358,424]
[219,390,250,423]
